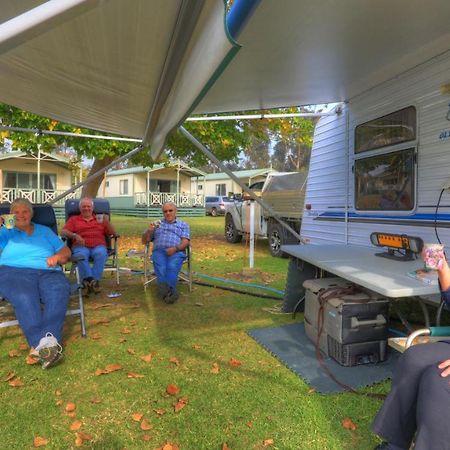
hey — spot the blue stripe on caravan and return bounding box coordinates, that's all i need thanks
[317,211,450,221]
[227,0,262,39]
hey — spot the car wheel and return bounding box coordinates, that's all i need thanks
[225,215,242,243]
[268,222,288,258]
[211,208,218,217]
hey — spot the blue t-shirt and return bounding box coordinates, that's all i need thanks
[153,219,190,251]
[0,223,65,271]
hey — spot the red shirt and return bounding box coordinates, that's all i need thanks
[63,214,115,248]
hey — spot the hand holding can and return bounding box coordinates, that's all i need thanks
[422,243,445,270]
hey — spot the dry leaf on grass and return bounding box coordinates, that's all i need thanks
[169,357,180,366]
[157,443,180,450]
[166,384,180,396]
[342,417,357,431]
[90,318,110,326]
[140,419,152,431]
[70,420,82,431]
[228,358,242,367]
[141,354,154,363]
[90,398,102,404]
[153,408,166,417]
[65,403,76,412]
[26,355,40,365]
[132,413,143,422]
[8,377,24,387]
[18,343,28,351]
[263,438,274,446]
[90,332,102,340]
[127,348,136,355]
[33,436,48,447]
[127,372,144,379]
[4,372,15,382]
[222,444,231,450]
[56,399,64,406]
[192,344,201,350]
[142,434,152,441]
[8,349,21,357]
[173,396,188,413]
[246,421,253,428]
[120,328,131,334]
[75,431,92,447]
[119,337,127,343]
[67,411,77,418]
[210,363,220,374]
[95,363,123,376]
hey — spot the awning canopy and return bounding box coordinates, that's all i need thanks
[0,0,450,161]
[0,0,239,158]
[196,0,450,113]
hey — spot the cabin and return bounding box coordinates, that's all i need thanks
[0,150,80,206]
[98,161,206,217]
[191,168,273,198]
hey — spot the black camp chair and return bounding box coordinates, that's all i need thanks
[0,203,86,337]
[64,198,120,285]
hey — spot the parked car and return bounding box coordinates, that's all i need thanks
[205,196,234,216]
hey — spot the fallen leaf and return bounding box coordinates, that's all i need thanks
[192,344,201,350]
[70,420,82,431]
[229,358,242,367]
[8,377,24,387]
[173,396,188,413]
[90,332,102,340]
[140,419,152,431]
[166,384,180,396]
[127,372,144,378]
[127,348,136,355]
[26,355,40,365]
[142,434,152,441]
[4,372,15,382]
[95,368,108,376]
[90,318,110,325]
[246,421,253,428]
[120,328,131,334]
[67,411,77,418]
[75,431,92,447]
[119,338,127,343]
[55,390,62,396]
[210,363,220,374]
[157,443,180,450]
[18,343,28,351]
[65,403,76,412]
[132,413,143,422]
[169,357,180,366]
[74,435,83,447]
[56,399,64,406]
[90,398,102,404]
[141,354,153,363]
[33,436,48,447]
[153,408,166,417]
[307,388,316,394]
[222,444,231,450]
[342,417,357,431]
[263,438,274,446]
[8,349,21,358]
[105,363,122,372]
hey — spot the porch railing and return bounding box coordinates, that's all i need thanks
[135,192,204,207]
[0,188,82,206]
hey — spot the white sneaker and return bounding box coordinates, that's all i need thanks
[35,333,63,369]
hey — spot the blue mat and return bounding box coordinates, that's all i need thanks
[247,322,400,394]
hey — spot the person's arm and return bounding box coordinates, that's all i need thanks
[176,237,190,252]
[61,218,85,246]
[142,223,156,244]
[47,245,71,267]
[103,215,117,236]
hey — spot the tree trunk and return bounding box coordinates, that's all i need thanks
[81,155,116,198]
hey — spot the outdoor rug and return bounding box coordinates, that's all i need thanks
[247,322,400,394]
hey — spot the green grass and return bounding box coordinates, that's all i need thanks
[1,216,388,449]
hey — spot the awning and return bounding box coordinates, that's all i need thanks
[0,0,240,158]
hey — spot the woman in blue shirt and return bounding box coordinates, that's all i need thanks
[0,198,71,369]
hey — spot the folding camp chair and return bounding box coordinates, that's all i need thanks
[64,198,120,285]
[0,203,86,337]
[143,242,193,292]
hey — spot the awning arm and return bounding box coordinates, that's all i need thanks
[50,144,144,205]
[179,126,305,243]
[0,0,99,55]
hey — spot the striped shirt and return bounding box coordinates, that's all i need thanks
[152,219,190,250]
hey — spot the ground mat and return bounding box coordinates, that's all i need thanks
[247,322,400,394]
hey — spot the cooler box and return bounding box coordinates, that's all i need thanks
[303,278,389,366]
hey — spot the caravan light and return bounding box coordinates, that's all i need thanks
[370,232,424,261]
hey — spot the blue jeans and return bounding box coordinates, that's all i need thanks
[152,248,186,291]
[0,266,70,347]
[72,245,108,281]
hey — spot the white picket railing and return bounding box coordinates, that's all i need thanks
[135,192,204,207]
[0,188,81,206]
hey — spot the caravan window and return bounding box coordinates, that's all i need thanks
[354,148,415,211]
[355,106,416,153]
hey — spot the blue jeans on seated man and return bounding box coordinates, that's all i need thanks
[72,245,108,281]
[152,248,186,294]
[0,266,70,348]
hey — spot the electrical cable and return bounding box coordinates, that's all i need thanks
[192,280,282,300]
[434,188,445,244]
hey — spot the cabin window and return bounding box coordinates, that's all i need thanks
[119,179,128,195]
[4,171,56,190]
[354,106,416,154]
[215,183,226,196]
[354,148,415,211]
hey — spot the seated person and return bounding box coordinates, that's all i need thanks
[142,202,190,304]
[0,198,71,369]
[61,197,116,294]
[372,252,450,450]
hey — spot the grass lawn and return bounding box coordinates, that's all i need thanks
[0,216,388,449]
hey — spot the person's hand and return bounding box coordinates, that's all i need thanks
[47,254,60,267]
[73,234,85,246]
[165,246,177,256]
[438,359,450,378]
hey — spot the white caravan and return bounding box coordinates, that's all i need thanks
[301,50,450,251]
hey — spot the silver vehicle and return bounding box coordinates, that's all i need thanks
[205,196,233,216]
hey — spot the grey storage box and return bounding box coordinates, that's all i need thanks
[303,277,389,366]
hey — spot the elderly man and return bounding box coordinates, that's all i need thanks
[61,197,116,294]
[142,202,190,303]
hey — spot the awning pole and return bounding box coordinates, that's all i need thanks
[50,144,144,205]
[179,126,304,243]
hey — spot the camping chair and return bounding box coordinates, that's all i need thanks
[64,198,120,285]
[143,242,192,292]
[0,203,86,337]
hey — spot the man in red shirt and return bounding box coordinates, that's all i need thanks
[61,197,116,294]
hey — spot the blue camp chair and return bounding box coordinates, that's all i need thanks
[0,203,86,337]
[64,198,120,285]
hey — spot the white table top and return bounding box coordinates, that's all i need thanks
[281,244,440,298]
